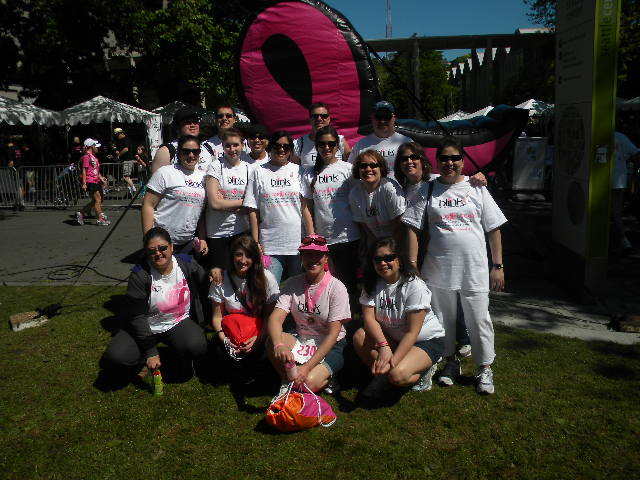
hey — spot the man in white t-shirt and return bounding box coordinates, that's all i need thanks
[293,102,351,168]
[612,132,639,252]
[243,124,271,166]
[347,100,412,178]
[204,104,250,161]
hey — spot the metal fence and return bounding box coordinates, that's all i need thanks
[0,162,150,209]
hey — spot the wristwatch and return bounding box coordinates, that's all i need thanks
[492,263,504,270]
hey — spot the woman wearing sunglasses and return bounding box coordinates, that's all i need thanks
[301,125,360,301]
[402,137,506,395]
[101,227,208,380]
[353,237,445,401]
[243,131,307,283]
[209,234,280,381]
[142,135,208,256]
[348,150,406,250]
[267,234,351,398]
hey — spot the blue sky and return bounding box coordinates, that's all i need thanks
[323,0,540,61]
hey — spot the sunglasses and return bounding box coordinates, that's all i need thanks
[374,112,393,121]
[223,142,240,148]
[274,143,292,151]
[358,162,380,170]
[301,235,328,246]
[179,148,201,155]
[398,153,421,162]
[146,245,169,256]
[316,140,338,149]
[438,154,464,162]
[216,113,235,119]
[249,134,267,140]
[310,113,330,120]
[374,253,398,263]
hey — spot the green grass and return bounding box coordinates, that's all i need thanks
[1,286,639,480]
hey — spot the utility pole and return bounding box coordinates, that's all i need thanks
[385,0,392,38]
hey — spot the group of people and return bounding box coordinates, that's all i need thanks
[99,99,507,404]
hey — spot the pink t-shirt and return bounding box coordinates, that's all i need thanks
[275,273,350,342]
[81,153,100,184]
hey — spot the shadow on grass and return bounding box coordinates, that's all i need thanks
[588,341,640,360]
[593,363,639,381]
[499,334,547,352]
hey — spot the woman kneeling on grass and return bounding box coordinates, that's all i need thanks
[209,234,280,383]
[267,234,351,399]
[101,227,208,380]
[353,237,445,401]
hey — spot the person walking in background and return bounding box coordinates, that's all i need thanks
[114,128,137,198]
[76,138,110,226]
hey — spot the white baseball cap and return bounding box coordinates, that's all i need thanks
[84,138,101,148]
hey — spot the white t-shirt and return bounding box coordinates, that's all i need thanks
[169,140,214,173]
[244,151,270,166]
[204,157,251,238]
[301,160,360,245]
[147,164,206,245]
[294,133,346,169]
[275,273,350,342]
[203,135,250,162]
[242,161,303,256]
[402,180,507,292]
[208,269,279,315]
[359,276,444,343]
[347,132,413,178]
[147,257,191,334]
[613,132,639,189]
[349,177,406,239]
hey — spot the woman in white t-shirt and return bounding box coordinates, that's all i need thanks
[353,237,445,401]
[348,149,406,250]
[301,125,360,304]
[243,131,307,283]
[142,135,208,256]
[402,137,506,395]
[267,235,351,398]
[204,128,253,270]
[209,234,279,378]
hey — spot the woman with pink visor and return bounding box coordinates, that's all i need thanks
[267,234,351,399]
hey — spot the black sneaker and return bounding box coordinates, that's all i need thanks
[438,357,461,387]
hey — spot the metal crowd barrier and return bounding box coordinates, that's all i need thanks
[0,163,150,209]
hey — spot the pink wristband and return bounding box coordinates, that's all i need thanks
[375,341,389,349]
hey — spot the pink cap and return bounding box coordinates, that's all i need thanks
[298,234,329,253]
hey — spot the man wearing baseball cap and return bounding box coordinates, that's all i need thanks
[347,100,412,178]
[151,105,214,173]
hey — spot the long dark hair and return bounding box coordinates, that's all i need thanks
[352,150,389,179]
[363,237,416,296]
[393,142,432,188]
[312,125,339,177]
[228,234,267,316]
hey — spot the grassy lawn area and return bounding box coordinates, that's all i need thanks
[1,285,639,480]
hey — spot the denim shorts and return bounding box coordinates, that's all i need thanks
[414,336,445,364]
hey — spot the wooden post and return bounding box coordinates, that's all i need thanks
[412,37,421,119]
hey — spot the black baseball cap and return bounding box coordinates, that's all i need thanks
[173,106,201,125]
[373,100,395,114]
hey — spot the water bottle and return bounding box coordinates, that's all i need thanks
[285,361,298,382]
[152,369,164,396]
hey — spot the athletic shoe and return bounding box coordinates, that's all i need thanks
[359,375,391,400]
[75,211,84,225]
[271,382,290,403]
[458,344,472,358]
[96,215,111,226]
[412,363,438,392]
[324,378,339,395]
[476,366,495,395]
[438,357,461,387]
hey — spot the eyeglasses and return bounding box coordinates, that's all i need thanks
[249,134,267,140]
[398,153,421,162]
[274,143,292,151]
[216,113,235,119]
[146,245,169,256]
[373,253,398,263]
[316,140,338,149]
[358,162,380,170]
[310,113,330,120]
[438,154,464,163]
[179,148,201,155]
[223,142,240,148]
[374,112,393,121]
[301,235,328,246]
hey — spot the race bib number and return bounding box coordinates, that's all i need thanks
[292,337,318,364]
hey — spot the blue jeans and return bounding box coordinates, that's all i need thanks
[266,254,301,283]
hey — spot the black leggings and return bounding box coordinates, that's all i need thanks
[101,318,207,368]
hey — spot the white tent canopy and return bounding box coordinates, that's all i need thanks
[620,97,640,111]
[516,99,554,116]
[438,110,467,122]
[63,95,158,126]
[0,95,63,126]
[460,106,493,119]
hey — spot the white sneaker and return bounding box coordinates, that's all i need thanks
[412,363,438,392]
[458,344,472,358]
[438,357,461,387]
[476,366,495,395]
[324,378,339,395]
[75,211,84,225]
[96,215,111,226]
[271,382,290,403]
